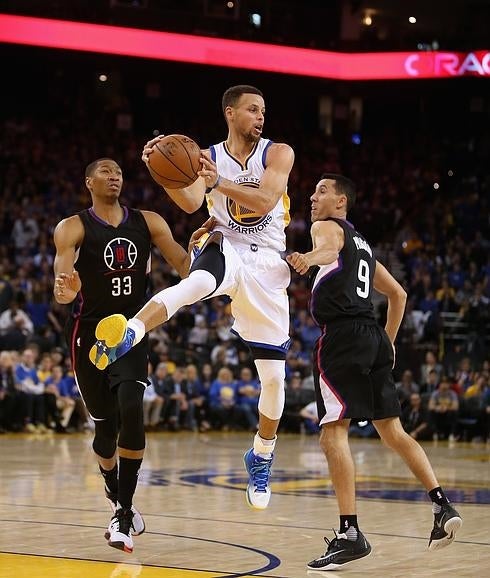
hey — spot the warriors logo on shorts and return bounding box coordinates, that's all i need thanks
[104,238,138,270]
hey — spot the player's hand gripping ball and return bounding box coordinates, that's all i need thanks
[147,134,201,189]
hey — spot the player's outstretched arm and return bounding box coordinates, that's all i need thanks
[143,212,216,279]
[373,260,407,344]
[53,216,83,304]
[287,220,343,275]
[142,135,206,214]
[198,143,294,214]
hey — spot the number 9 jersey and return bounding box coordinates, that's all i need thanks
[72,207,151,323]
[309,217,375,327]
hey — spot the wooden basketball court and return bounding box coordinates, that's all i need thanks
[1,432,488,577]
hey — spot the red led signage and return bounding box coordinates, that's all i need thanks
[0,14,488,80]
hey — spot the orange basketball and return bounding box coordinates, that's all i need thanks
[147,134,201,189]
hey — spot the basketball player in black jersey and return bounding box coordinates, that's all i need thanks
[53,158,212,553]
[287,174,462,570]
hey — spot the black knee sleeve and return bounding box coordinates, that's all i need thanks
[93,413,119,459]
[190,240,225,290]
[117,380,145,451]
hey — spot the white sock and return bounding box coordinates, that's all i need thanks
[254,432,276,458]
[127,318,145,346]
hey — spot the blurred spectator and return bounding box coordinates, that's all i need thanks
[299,400,320,435]
[0,350,24,432]
[286,338,311,379]
[281,372,315,433]
[421,368,440,396]
[60,368,92,431]
[15,348,47,433]
[236,366,260,432]
[210,339,239,370]
[454,357,473,393]
[436,277,457,313]
[484,386,490,443]
[419,351,443,389]
[401,393,433,441]
[10,209,39,251]
[462,283,490,364]
[458,373,488,441]
[428,376,459,441]
[37,352,53,384]
[0,266,14,313]
[187,315,209,348]
[144,366,165,431]
[44,365,75,432]
[160,366,189,431]
[399,298,431,344]
[395,369,420,410]
[208,366,241,431]
[185,363,210,432]
[0,299,34,350]
[298,315,322,350]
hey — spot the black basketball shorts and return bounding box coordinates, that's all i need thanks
[313,320,401,424]
[66,318,149,420]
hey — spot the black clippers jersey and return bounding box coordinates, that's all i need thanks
[309,217,375,326]
[73,207,151,322]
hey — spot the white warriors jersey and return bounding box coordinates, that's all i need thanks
[207,138,290,252]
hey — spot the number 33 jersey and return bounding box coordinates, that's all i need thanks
[309,217,375,326]
[73,207,151,323]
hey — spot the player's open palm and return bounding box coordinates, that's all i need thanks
[55,271,81,301]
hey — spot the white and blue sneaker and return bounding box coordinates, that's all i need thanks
[89,314,135,370]
[243,448,273,510]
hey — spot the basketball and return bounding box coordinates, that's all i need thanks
[147,134,201,189]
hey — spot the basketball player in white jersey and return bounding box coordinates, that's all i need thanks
[89,85,295,510]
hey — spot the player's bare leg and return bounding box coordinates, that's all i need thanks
[320,420,357,515]
[374,417,462,550]
[308,419,371,570]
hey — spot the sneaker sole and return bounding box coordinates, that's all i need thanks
[108,540,133,554]
[428,516,462,551]
[89,314,127,370]
[245,486,269,510]
[306,545,372,570]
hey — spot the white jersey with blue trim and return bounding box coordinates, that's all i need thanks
[207,138,290,252]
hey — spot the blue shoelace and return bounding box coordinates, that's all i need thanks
[249,457,272,493]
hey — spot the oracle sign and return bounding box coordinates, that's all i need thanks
[0,14,489,81]
[405,51,490,78]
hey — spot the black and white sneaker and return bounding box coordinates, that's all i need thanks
[428,503,462,551]
[108,507,134,553]
[105,489,145,538]
[307,530,371,571]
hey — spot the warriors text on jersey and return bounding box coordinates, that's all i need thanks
[73,207,151,322]
[207,138,290,252]
[309,218,375,326]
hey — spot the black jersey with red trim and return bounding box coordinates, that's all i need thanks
[309,217,375,326]
[72,207,151,322]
